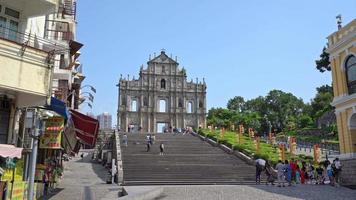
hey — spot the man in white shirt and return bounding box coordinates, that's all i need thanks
[255,158,266,184]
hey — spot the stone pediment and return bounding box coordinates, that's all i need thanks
[148,50,178,65]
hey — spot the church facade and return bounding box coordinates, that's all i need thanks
[117,50,207,133]
[328,19,356,157]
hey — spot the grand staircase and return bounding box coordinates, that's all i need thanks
[120,133,255,185]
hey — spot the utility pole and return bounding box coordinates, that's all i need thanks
[28,110,45,200]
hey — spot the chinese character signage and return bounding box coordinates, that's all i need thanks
[40,117,64,149]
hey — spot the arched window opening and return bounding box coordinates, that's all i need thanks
[346,55,356,94]
[187,101,193,113]
[162,65,165,73]
[143,97,148,107]
[131,99,138,112]
[159,99,167,112]
[199,100,203,108]
[178,98,183,108]
[161,79,166,89]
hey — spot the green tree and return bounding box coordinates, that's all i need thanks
[298,114,314,128]
[315,47,331,73]
[227,96,245,112]
[310,84,333,120]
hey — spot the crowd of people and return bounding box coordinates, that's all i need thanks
[255,157,342,187]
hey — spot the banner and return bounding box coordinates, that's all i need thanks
[40,117,64,149]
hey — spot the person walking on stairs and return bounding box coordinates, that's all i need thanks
[159,143,165,155]
[146,134,151,152]
[122,133,128,147]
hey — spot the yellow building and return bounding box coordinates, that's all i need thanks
[328,19,356,157]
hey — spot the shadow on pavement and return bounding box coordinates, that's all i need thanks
[39,188,64,200]
[248,184,356,200]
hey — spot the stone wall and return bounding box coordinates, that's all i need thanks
[340,158,356,186]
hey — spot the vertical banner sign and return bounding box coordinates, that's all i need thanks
[313,144,319,164]
[279,144,285,161]
[268,132,272,143]
[40,117,64,149]
[256,136,260,154]
[220,127,225,138]
[239,125,244,144]
[235,129,239,144]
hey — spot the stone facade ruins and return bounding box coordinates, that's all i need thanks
[117,50,207,133]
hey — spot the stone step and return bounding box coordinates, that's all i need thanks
[121,133,255,185]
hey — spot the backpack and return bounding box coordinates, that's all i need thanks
[331,163,337,171]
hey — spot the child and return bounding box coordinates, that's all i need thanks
[295,165,301,184]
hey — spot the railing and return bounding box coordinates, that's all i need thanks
[0,25,68,54]
[45,19,74,42]
[58,0,77,20]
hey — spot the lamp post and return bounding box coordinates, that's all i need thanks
[27,109,45,200]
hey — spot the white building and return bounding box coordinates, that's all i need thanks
[97,112,112,130]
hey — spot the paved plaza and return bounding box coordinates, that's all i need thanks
[44,151,356,200]
[152,184,356,200]
[42,150,119,200]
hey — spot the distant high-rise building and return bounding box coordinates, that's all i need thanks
[97,112,112,130]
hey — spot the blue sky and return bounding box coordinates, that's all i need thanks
[76,0,355,125]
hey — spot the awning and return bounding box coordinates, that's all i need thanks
[69,40,83,56]
[0,144,23,159]
[46,97,69,119]
[70,109,99,147]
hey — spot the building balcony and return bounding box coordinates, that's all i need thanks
[1,0,58,17]
[0,27,65,107]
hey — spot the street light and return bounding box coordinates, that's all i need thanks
[80,95,94,102]
[80,92,94,100]
[81,85,96,93]
[81,102,92,108]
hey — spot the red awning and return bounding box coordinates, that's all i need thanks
[70,109,99,147]
[0,144,23,159]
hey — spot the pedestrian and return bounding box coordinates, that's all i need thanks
[301,161,307,184]
[316,163,324,184]
[332,157,342,186]
[255,158,266,184]
[159,143,165,155]
[265,160,276,185]
[146,141,151,152]
[284,160,292,186]
[149,134,153,145]
[326,161,334,186]
[151,134,156,144]
[306,162,315,184]
[275,160,285,187]
[290,159,297,183]
[146,134,151,152]
[122,133,128,147]
[295,165,301,184]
